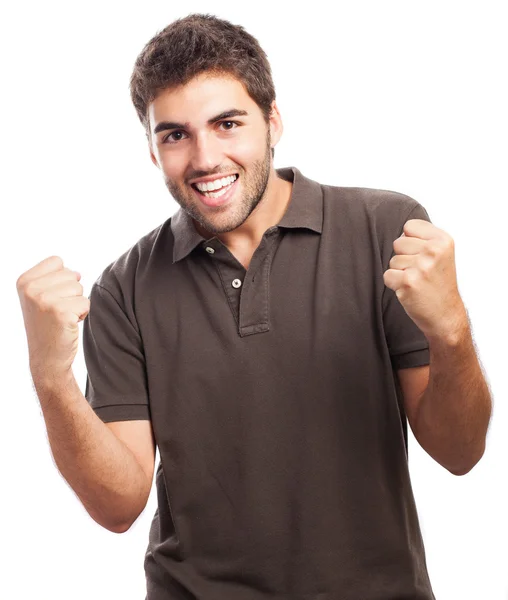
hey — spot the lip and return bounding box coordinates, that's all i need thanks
[191,175,239,208]
[190,173,238,185]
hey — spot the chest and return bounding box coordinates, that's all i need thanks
[136,226,399,478]
[138,227,380,374]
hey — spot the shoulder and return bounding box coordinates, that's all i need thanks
[319,182,429,234]
[321,182,420,217]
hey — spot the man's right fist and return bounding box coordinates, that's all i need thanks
[16,255,90,382]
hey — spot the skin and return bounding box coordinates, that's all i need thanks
[147,72,293,268]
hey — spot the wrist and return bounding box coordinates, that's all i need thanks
[426,310,471,349]
[30,363,76,394]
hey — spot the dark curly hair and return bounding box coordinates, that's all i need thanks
[130,13,277,158]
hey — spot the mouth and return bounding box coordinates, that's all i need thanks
[191,174,239,208]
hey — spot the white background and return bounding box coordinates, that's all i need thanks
[2,1,507,599]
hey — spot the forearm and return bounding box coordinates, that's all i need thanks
[32,368,150,532]
[414,316,492,475]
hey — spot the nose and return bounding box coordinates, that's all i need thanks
[189,130,223,174]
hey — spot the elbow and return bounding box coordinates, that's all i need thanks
[449,466,472,477]
[110,513,141,533]
[109,511,143,534]
[89,512,135,534]
[110,522,132,534]
[448,443,486,476]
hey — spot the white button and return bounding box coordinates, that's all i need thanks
[205,247,215,254]
[232,278,242,288]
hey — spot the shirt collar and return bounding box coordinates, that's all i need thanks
[170,166,323,264]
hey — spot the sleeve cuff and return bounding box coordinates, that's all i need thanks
[391,347,430,370]
[93,403,151,423]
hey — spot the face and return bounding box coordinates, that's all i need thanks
[148,73,282,235]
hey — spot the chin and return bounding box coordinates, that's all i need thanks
[199,211,250,235]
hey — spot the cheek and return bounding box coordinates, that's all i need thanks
[225,134,265,163]
[160,156,187,183]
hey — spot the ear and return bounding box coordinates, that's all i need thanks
[268,100,283,149]
[147,132,160,169]
[150,148,160,169]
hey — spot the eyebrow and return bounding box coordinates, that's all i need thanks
[153,109,249,135]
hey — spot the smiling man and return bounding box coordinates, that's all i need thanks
[73,11,489,600]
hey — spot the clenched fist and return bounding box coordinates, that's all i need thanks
[16,255,90,383]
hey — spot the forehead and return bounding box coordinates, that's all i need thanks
[148,73,257,131]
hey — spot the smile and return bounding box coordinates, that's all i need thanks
[191,174,240,208]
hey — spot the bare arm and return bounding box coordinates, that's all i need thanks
[412,316,492,475]
[17,256,154,533]
[34,369,153,533]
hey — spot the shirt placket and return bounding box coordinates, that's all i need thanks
[200,226,281,337]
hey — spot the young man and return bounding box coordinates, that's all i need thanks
[17,12,491,600]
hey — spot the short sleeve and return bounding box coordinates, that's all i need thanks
[82,282,151,423]
[382,201,431,370]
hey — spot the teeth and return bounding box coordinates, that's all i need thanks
[195,174,237,192]
[201,180,235,199]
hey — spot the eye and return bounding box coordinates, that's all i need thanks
[219,120,239,131]
[163,131,188,144]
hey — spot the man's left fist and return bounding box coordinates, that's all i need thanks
[383,218,467,342]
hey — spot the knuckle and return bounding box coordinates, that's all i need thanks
[24,281,38,298]
[405,270,418,287]
[38,291,53,308]
[424,242,436,257]
[419,262,431,277]
[17,271,33,290]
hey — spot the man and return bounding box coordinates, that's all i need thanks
[17,12,491,600]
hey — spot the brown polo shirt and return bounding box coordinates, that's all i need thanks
[83,166,436,599]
